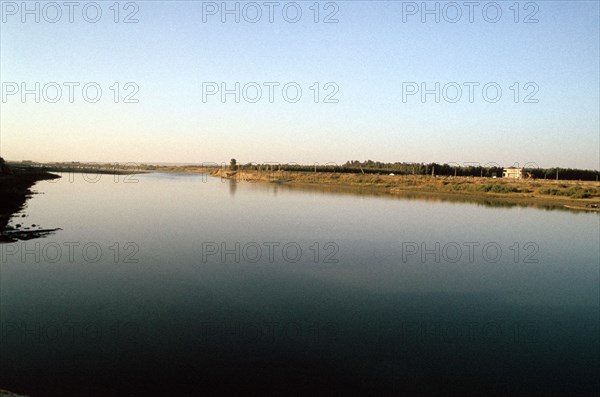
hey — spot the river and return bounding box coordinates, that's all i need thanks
[1,172,598,395]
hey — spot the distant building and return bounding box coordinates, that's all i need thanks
[502,167,524,179]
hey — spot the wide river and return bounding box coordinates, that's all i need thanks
[1,172,598,395]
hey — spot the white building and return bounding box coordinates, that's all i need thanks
[502,167,524,179]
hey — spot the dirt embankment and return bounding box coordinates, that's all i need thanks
[209,168,600,211]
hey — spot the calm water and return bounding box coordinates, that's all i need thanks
[1,172,599,396]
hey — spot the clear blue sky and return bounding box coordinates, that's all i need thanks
[1,0,599,169]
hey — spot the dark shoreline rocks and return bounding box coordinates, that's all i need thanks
[0,161,60,240]
[0,389,30,397]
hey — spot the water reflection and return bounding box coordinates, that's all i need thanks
[246,179,599,213]
[228,179,237,197]
[1,172,598,396]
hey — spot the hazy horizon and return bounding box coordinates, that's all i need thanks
[3,158,600,172]
[1,1,599,169]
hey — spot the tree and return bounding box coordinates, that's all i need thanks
[229,158,237,171]
[0,157,11,175]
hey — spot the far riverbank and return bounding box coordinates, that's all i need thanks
[191,167,600,211]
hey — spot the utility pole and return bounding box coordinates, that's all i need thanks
[556,168,559,181]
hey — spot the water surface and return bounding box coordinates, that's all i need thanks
[1,172,598,395]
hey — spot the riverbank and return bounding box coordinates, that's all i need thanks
[207,168,600,211]
[0,389,29,397]
[0,168,60,240]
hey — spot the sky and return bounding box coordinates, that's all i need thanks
[0,0,599,169]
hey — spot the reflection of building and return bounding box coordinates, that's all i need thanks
[502,167,523,179]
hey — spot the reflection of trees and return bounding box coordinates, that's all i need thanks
[248,181,589,213]
[228,179,237,197]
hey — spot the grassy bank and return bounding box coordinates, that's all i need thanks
[206,168,600,211]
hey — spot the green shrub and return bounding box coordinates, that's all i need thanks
[539,188,561,196]
[477,184,518,193]
[539,186,598,198]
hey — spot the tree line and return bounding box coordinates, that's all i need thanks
[234,160,599,181]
